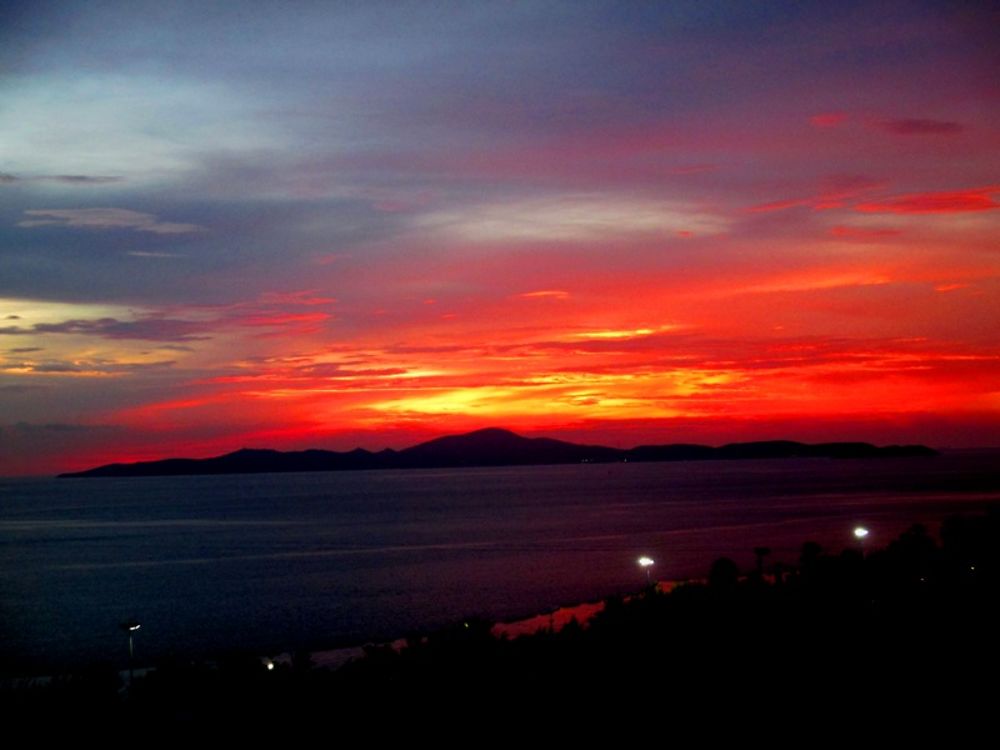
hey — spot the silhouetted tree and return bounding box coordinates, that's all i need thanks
[800,541,822,569]
[709,557,739,590]
[753,546,771,580]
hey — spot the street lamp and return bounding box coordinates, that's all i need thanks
[637,556,655,585]
[120,620,141,687]
[853,526,870,560]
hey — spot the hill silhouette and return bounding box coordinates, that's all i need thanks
[58,427,937,478]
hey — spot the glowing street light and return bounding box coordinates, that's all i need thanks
[119,620,141,687]
[638,556,655,584]
[854,526,870,561]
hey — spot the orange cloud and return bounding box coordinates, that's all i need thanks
[518,290,570,300]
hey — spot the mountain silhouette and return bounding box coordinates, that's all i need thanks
[58,427,937,478]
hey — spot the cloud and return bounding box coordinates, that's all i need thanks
[749,198,806,213]
[415,194,729,242]
[4,421,121,436]
[750,175,885,213]
[0,173,123,184]
[809,112,848,129]
[0,316,212,341]
[256,290,336,306]
[238,312,331,328]
[518,290,570,300]
[856,187,999,214]
[828,226,903,240]
[49,175,123,184]
[0,293,341,345]
[24,362,98,373]
[0,358,176,376]
[18,208,204,234]
[872,119,963,136]
[575,327,666,340]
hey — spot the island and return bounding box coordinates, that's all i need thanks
[58,427,938,478]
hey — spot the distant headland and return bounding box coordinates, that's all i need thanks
[58,427,938,478]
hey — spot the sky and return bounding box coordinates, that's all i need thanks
[1,0,998,475]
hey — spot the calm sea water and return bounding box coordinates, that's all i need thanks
[2,453,999,674]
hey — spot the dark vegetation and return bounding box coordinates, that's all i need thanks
[7,508,999,733]
[59,426,938,477]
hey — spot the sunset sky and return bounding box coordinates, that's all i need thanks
[2,1,998,475]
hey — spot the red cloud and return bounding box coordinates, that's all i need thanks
[257,290,336,306]
[829,226,903,240]
[810,112,848,128]
[856,187,999,214]
[751,176,883,213]
[239,312,331,327]
[749,198,806,213]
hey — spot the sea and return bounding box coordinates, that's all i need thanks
[2,451,999,675]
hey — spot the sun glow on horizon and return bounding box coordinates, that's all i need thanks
[1,3,998,475]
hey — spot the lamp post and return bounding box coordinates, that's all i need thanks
[120,621,141,687]
[637,556,655,585]
[854,526,869,552]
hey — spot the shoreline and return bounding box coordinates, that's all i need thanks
[6,511,1000,730]
[2,581,685,686]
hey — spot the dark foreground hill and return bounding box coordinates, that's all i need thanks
[7,509,998,735]
[58,427,937,478]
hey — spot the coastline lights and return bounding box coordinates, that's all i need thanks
[637,556,655,584]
